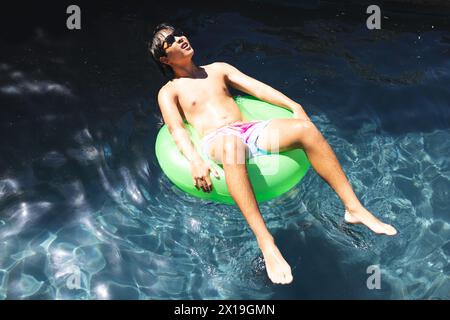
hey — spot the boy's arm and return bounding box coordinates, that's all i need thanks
[218,62,310,121]
[157,87,219,192]
[157,87,204,165]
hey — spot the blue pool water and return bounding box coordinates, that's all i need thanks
[0,1,449,299]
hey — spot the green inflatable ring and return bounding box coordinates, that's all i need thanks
[155,95,310,205]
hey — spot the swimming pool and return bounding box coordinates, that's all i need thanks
[0,1,449,299]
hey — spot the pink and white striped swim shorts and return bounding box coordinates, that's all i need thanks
[199,120,273,160]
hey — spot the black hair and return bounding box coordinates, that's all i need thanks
[148,22,176,78]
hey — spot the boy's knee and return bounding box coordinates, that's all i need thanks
[294,120,321,145]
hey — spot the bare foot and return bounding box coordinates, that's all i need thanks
[344,206,397,236]
[258,239,293,284]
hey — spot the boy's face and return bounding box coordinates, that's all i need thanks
[159,29,194,66]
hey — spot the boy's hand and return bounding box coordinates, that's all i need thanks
[190,159,220,193]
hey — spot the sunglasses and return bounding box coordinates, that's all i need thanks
[162,29,184,50]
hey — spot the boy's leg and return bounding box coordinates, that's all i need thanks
[256,118,397,236]
[210,134,293,284]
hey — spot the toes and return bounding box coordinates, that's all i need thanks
[268,270,293,285]
[275,275,284,284]
[267,273,279,284]
[268,272,283,285]
[280,274,293,285]
[285,272,293,284]
[283,268,293,284]
[380,224,397,236]
[386,225,398,236]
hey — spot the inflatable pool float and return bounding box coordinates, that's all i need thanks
[155,95,310,204]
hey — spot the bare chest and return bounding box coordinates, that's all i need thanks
[175,73,231,113]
